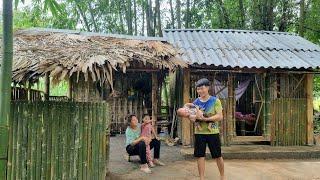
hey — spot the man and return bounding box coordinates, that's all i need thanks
[125,114,165,174]
[193,78,225,180]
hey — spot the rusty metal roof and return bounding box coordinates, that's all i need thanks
[163,29,320,69]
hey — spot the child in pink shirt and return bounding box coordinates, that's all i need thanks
[140,115,157,167]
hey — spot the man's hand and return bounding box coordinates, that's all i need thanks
[196,109,204,120]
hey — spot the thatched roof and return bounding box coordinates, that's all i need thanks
[7,28,186,85]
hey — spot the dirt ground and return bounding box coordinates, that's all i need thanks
[109,159,320,180]
[108,135,320,180]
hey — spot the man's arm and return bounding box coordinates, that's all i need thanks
[199,111,223,122]
[199,98,223,122]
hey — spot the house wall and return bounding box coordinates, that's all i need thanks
[178,69,314,146]
[70,72,160,134]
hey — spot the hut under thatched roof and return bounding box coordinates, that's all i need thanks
[9,28,186,85]
[7,28,187,134]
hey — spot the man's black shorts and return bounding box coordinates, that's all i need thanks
[194,134,222,158]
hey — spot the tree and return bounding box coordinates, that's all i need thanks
[238,0,246,28]
[169,0,175,28]
[156,0,162,36]
[185,0,191,28]
[299,0,305,36]
[176,0,181,28]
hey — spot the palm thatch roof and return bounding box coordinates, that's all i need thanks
[6,28,186,85]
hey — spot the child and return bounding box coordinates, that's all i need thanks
[177,103,213,132]
[140,115,157,168]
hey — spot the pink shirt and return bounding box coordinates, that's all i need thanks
[141,123,152,138]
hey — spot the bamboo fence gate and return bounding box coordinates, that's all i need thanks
[7,101,110,180]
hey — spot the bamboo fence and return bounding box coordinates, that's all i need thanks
[7,101,110,180]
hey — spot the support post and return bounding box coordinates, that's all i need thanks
[182,69,191,146]
[306,74,314,145]
[264,74,271,138]
[227,73,234,146]
[152,72,158,134]
[44,73,50,101]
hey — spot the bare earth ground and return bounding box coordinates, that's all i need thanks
[108,135,320,180]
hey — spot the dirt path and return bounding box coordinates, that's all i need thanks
[108,135,320,180]
[109,159,320,180]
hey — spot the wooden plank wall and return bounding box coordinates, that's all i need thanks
[7,101,110,180]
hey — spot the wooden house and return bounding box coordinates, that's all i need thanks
[164,29,320,146]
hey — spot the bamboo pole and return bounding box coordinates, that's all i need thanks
[181,69,191,146]
[6,102,14,179]
[83,103,89,179]
[306,74,314,145]
[0,0,13,177]
[44,73,50,101]
[152,72,158,134]
[61,102,67,179]
[46,102,53,179]
[65,102,71,179]
[78,102,84,180]
[21,102,28,179]
[73,102,80,179]
[227,74,234,146]
[264,74,271,138]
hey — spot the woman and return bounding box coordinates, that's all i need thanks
[125,114,165,173]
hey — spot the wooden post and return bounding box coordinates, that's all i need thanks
[68,77,73,100]
[152,72,158,134]
[306,74,314,145]
[227,74,234,146]
[182,69,191,146]
[264,74,271,138]
[44,73,50,101]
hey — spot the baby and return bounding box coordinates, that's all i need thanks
[177,103,213,132]
[140,115,157,168]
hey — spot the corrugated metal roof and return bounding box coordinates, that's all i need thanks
[163,29,320,69]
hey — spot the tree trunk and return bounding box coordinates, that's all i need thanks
[75,2,91,31]
[176,0,181,28]
[0,0,13,179]
[266,0,275,30]
[153,6,156,36]
[278,0,289,32]
[142,4,145,35]
[185,0,190,28]
[133,0,137,35]
[156,0,162,36]
[146,0,154,36]
[251,0,261,30]
[299,0,305,36]
[126,0,133,35]
[216,0,230,28]
[169,0,175,28]
[238,0,245,28]
[88,2,99,32]
[119,0,125,33]
[146,0,151,36]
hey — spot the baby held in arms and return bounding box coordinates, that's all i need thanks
[177,103,213,132]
